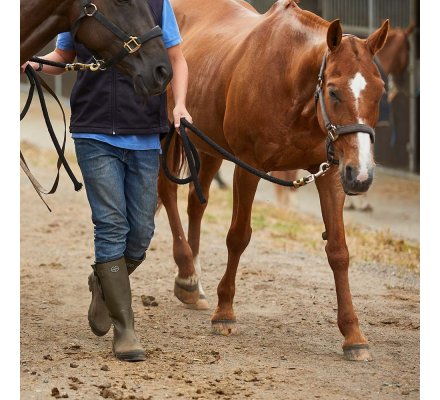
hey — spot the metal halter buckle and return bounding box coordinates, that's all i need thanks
[327,125,338,142]
[84,3,97,17]
[124,36,142,53]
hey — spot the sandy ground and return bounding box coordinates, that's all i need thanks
[20,93,419,399]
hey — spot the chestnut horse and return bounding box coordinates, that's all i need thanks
[159,0,388,361]
[273,21,415,207]
[20,0,172,96]
[376,22,415,90]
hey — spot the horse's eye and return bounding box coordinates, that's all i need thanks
[329,89,339,102]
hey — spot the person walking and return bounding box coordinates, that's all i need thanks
[24,0,192,362]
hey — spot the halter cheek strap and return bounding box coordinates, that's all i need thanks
[314,52,376,165]
[71,0,163,70]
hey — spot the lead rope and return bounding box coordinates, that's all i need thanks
[162,118,331,204]
[30,56,103,72]
[21,65,83,211]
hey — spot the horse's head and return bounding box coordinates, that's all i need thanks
[316,19,388,195]
[73,0,172,97]
[376,22,415,77]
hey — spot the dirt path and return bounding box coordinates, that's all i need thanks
[20,144,419,400]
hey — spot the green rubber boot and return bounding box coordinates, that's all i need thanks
[95,257,146,362]
[88,254,145,336]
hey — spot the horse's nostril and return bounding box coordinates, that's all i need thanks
[345,165,354,181]
[154,65,170,84]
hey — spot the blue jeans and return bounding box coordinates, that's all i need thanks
[74,138,160,263]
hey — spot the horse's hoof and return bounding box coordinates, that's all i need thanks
[359,204,373,212]
[184,294,210,310]
[174,275,200,305]
[343,344,372,361]
[211,320,237,336]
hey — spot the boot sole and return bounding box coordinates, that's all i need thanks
[114,350,147,362]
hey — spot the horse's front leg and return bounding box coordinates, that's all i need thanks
[186,153,224,310]
[158,166,199,305]
[315,167,370,361]
[211,166,260,335]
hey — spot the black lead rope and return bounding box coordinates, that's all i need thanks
[21,65,83,209]
[162,118,330,204]
[30,56,102,72]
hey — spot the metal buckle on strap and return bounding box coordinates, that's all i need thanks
[84,3,97,17]
[124,36,141,53]
[327,124,338,142]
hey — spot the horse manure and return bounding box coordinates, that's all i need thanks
[141,295,158,307]
[51,387,68,398]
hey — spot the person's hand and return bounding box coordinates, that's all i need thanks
[21,61,39,74]
[172,104,193,128]
[20,61,30,74]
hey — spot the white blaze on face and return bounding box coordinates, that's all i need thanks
[349,72,372,181]
[349,72,366,113]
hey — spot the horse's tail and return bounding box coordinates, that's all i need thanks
[156,131,188,214]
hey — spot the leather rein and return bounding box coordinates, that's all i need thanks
[314,51,376,165]
[70,0,163,71]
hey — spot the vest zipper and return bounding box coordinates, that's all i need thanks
[112,69,116,135]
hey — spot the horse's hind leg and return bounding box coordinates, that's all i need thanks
[186,153,224,310]
[315,168,370,361]
[158,167,199,305]
[211,166,260,335]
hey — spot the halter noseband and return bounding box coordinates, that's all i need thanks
[314,51,376,165]
[71,0,163,70]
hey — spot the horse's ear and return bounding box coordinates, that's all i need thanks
[327,19,342,51]
[404,21,416,36]
[283,0,299,8]
[366,19,389,55]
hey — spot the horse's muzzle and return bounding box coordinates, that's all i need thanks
[134,64,173,97]
[341,165,374,195]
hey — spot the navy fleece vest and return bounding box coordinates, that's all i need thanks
[69,0,168,136]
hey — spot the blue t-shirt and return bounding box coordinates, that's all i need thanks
[57,0,181,150]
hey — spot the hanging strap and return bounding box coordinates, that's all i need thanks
[21,65,83,210]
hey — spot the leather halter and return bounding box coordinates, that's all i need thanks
[70,0,163,70]
[314,52,376,165]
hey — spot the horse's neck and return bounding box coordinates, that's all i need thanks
[240,14,327,127]
[226,16,328,168]
[20,0,76,63]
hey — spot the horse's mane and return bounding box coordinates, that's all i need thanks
[271,0,329,33]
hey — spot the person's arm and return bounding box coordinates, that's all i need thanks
[22,48,76,75]
[21,32,76,75]
[167,44,192,127]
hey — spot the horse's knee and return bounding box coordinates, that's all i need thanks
[325,243,349,271]
[226,226,252,255]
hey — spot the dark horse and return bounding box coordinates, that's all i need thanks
[20,0,172,96]
[159,0,388,361]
